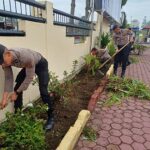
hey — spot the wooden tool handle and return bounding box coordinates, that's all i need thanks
[99,42,130,70]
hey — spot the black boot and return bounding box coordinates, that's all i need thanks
[44,104,54,130]
[121,70,125,78]
[44,116,54,130]
[127,61,131,66]
[114,70,117,76]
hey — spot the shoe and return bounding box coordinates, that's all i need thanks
[127,61,131,66]
[121,71,125,78]
[44,117,54,130]
[113,70,117,76]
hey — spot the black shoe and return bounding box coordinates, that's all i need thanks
[44,117,54,130]
[114,70,117,76]
[121,71,125,78]
[127,61,131,66]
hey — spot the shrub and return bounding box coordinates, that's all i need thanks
[101,33,110,48]
[83,54,100,76]
[107,40,116,56]
[0,104,47,150]
[133,44,147,55]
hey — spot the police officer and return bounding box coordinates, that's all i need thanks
[112,25,133,77]
[0,44,54,130]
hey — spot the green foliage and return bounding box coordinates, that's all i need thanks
[83,126,97,141]
[105,76,150,106]
[32,71,63,97]
[95,33,110,48]
[48,72,64,96]
[101,33,110,48]
[0,104,47,150]
[129,56,139,64]
[33,60,78,99]
[133,44,147,55]
[83,54,100,76]
[107,40,116,56]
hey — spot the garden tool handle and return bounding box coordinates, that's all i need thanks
[99,42,130,70]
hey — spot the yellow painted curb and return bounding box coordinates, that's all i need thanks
[106,64,114,78]
[56,110,91,150]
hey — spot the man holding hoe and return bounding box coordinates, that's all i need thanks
[112,25,134,77]
[0,44,54,130]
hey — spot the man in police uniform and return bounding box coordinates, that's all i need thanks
[112,25,133,77]
[0,44,54,130]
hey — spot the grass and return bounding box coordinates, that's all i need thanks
[129,55,139,64]
[82,126,97,142]
[104,76,150,106]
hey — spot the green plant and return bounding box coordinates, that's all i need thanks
[107,40,116,56]
[61,62,78,106]
[32,71,63,97]
[48,72,64,96]
[133,44,147,55]
[0,104,47,150]
[32,60,78,106]
[82,126,97,141]
[105,76,150,106]
[83,54,100,76]
[101,33,110,48]
[95,33,110,48]
[129,55,139,64]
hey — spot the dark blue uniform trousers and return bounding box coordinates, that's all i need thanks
[14,57,54,118]
[114,45,130,73]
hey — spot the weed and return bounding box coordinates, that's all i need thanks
[104,76,150,106]
[82,126,97,141]
[129,55,139,64]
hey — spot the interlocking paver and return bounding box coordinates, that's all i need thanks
[144,134,150,142]
[82,140,96,148]
[122,123,132,129]
[144,141,150,149]
[120,144,133,150]
[111,123,122,130]
[108,136,121,145]
[132,122,143,129]
[107,144,120,150]
[93,146,106,150]
[132,134,145,143]
[122,128,133,136]
[110,129,122,137]
[120,135,133,144]
[132,128,144,135]
[96,137,109,146]
[113,118,123,124]
[75,50,150,150]
[132,142,146,150]
[98,130,110,138]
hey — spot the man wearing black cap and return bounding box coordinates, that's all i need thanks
[112,25,133,77]
[0,44,54,130]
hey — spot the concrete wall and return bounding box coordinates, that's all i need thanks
[0,1,110,121]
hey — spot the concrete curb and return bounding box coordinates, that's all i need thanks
[56,110,91,150]
[106,64,114,78]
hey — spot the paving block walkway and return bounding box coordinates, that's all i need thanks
[75,49,150,150]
